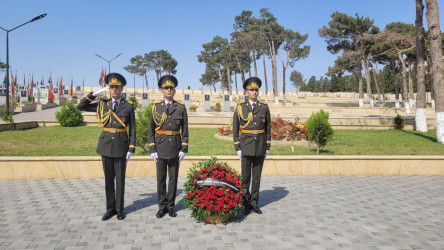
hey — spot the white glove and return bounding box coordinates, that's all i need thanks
[92,86,109,96]
[179,151,186,162]
[126,152,132,164]
[237,150,242,161]
[151,152,158,162]
[265,150,269,159]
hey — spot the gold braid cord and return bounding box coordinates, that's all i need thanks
[236,104,252,129]
[152,104,167,131]
[96,100,112,128]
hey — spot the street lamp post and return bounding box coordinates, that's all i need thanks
[0,13,47,111]
[94,53,122,73]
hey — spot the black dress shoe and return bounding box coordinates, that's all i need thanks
[156,208,168,218]
[242,206,251,215]
[117,211,126,220]
[252,206,262,214]
[168,208,177,217]
[102,210,117,221]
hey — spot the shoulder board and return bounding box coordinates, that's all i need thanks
[126,100,133,105]
[154,100,162,104]
[100,96,110,101]
[238,101,246,104]
[175,100,184,105]
[259,101,268,105]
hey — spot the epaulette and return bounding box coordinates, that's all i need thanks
[126,100,133,105]
[154,100,162,104]
[175,100,184,105]
[259,101,268,105]
[100,96,110,101]
[238,101,247,104]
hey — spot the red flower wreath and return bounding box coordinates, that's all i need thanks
[183,157,246,222]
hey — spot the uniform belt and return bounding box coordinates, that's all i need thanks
[103,128,127,133]
[241,129,265,134]
[156,130,180,135]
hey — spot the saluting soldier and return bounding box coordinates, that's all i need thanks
[232,77,271,215]
[148,75,188,218]
[77,72,136,221]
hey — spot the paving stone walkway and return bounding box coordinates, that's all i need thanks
[1,176,444,249]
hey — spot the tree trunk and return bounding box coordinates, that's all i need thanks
[362,54,374,107]
[226,67,232,96]
[234,73,239,97]
[407,59,415,108]
[374,62,385,103]
[370,64,381,104]
[426,55,435,108]
[252,50,258,77]
[425,0,444,143]
[416,0,427,132]
[390,60,400,107]
[262,50,269,100]
[353,70,364,107]
[271,39,279,105]
[396,50,410,113]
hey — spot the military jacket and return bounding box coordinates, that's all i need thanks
[148,100,189,159]
[232,100,271,157]
[77,92,136,157]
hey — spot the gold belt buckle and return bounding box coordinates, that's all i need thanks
[252,130,258,134]
[166,131,173,135]
[109,128,117,133]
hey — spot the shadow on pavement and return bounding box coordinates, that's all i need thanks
[259,186,289,208]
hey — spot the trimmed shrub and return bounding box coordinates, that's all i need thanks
[136,104,152,155]
[128,96,138,109]
[0,107,13,123]
[305,109,334,154]
[215,102,221,112]
[56,102,84,127]
[394,114,404,129]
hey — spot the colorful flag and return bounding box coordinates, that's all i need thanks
[99,67,104,86]
[59,77,63,96]
[48,74,53,91]
[70,78,73,96]
[103,69,107,87]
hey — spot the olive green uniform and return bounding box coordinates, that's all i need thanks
[233,100,271,207]
[78,93,136,213]
[148,100,188,210]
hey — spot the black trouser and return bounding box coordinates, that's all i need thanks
[101,156,127,212]
[241,155,265,207]
[156,157,180,210]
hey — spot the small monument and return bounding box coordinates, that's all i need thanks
[0,87,7,106]
[184,94,190,111]
[204,94,211,111]
[142,93,149,108]
[223,94,231,112]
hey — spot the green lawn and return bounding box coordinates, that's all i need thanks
[0,126,443,156]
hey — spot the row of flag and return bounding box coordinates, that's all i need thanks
[2,68,106,96]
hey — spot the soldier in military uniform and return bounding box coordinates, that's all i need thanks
[232,77,271,215]
[148,75,188,218]
[77,73,136,221]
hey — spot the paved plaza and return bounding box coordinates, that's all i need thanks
[1,176,444,249]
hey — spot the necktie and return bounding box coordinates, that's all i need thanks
[166,103,171,115]
[252,103,256,110]
[113,101,119,112]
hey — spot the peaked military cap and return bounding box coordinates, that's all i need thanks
[158,75,178,88]
[243,77,262,90]
[105,73,127,87]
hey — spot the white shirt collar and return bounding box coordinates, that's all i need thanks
[112,98,121,103]
[165,100,173,106]
[249,100,257,107]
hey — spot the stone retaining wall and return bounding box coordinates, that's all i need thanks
[1,156,443,179]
